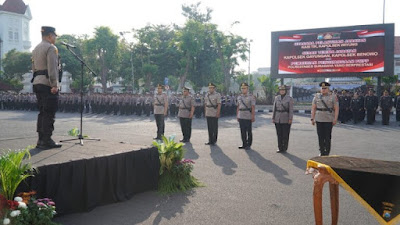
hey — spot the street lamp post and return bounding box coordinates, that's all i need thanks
[248,39,253,86]
[119,32,135,93]
[0,38,3,74]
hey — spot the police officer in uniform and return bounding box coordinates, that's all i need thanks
[272,85,294,153]
[350,92,363,124]
[31,26,62,150]
[395,94,400,122]
[236,83,256,150]
[380,90,393,125]
[178,87,195,142]
[311,82,339,156]
[204,83,221,145]
[153,84,168,140]
[364,88,379,125]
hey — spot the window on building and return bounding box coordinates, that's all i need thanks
[8,28,13,41]
[14,30,19,42]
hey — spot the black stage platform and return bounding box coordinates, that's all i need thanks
[19,140,160,215]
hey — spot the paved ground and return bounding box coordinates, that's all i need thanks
[0,110,399,225]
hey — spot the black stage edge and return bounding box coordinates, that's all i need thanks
[18,145,160,215]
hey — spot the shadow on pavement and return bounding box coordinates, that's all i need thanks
[184,143,199,160]
[54,191,192,225]
[245,149,292,185]
[210,145,237,175]
[281,152,308,171]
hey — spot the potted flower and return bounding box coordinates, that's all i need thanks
[153,136,203,194]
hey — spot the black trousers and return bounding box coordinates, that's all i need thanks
[33,84,58,136]
[366,109,376,124]
[155,114,165,138]
[316,122,333,156]
[239,119,253,147]
[352,110,360,124]
[382,108,391,125]
[180,117,192,141]
[206,117,218,144]
[275,123,291,151]
[397,110,400,121]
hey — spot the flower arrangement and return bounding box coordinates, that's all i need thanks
[0,147,58,224]
[153,136,203,194]
[1,192,58,225]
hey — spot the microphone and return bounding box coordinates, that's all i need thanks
[60,41,76,48]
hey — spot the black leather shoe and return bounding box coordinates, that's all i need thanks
[276,149,283,153]
[180,139,189,143]
[245,146,251,150]
[238,146,246,149]
[153,137,161,140]
[205,142,211,145]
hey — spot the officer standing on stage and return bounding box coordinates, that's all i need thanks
[31,26,62,150]
[364,88,379,125]
[237,83,255,150]
[311,82,339,156]
[380,90,393,125]
[272,85,294,153]
[178,87,195,143]
[205,83,221,145]
[153,84,168,140]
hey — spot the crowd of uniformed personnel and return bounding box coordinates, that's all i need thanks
[0,91,243,118]
[334,89,400,125]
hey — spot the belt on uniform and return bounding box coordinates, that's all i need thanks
[276,110,288,112]
[31,70,49,83]
[155,104,163,106]
[239,109,251,111]
[180,107,190,110]
[206,105,217,108]
[317,108,332,112]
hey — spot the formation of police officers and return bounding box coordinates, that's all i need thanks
[336,88,400,125]
[6,26,400,154]
[0,91,241,118]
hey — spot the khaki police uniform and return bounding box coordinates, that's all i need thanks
[178,94,195,142]
[205,87,221,144]
[237,93,256,148]
[154,90,168,139]
[31,26,61,149]
[272,94,294,152]
[312,91,339,156]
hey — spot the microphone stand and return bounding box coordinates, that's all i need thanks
[59,46,100,145]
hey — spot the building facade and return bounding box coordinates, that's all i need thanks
[0,0,32,69]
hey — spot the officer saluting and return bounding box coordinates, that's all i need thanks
[153,84,168,140]
[31,26,62,150]
[178,87,195,143]
[272,85,294,153]
[236,83,255,150]
[204,83,221,145]
[311,82,339,156]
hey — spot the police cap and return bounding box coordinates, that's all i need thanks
[41,26,57,36]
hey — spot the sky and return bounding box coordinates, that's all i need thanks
[23,0,399,73]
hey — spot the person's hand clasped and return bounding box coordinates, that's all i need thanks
[51,87,58,94]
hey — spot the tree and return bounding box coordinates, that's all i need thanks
[258,75,278,104]
[83,27,120,92]
[2,49,31,81]
[213,31,247,93]
[55,34,84,80]
[381,75,398,91]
